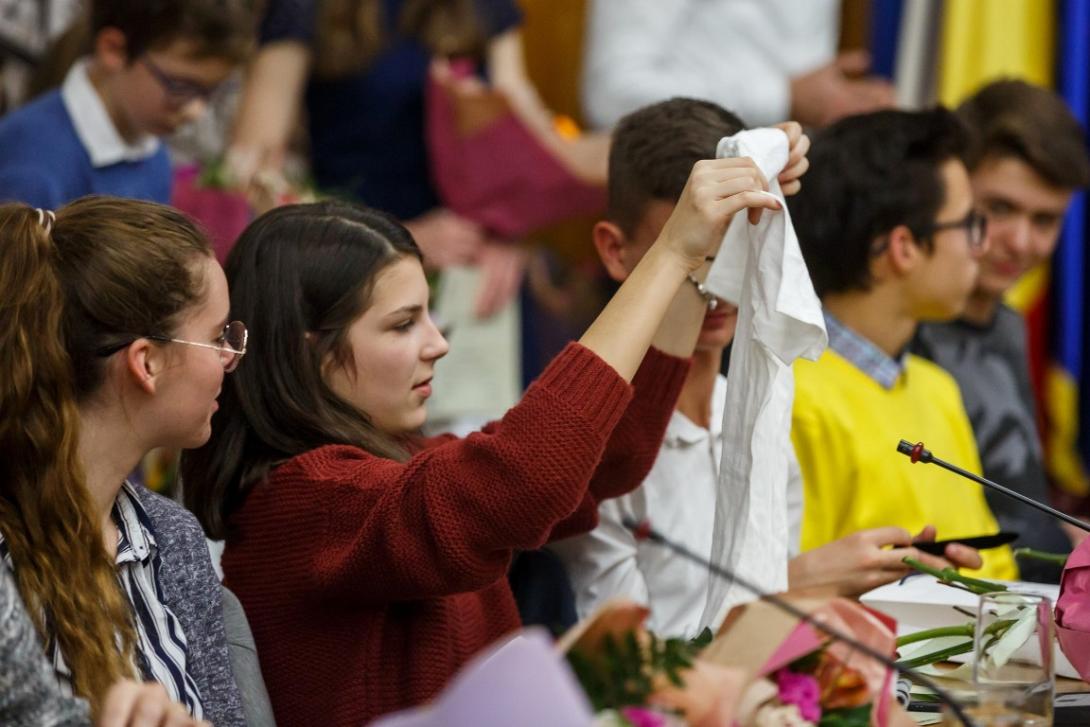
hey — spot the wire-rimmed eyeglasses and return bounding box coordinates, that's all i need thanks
[140,56,221,105]
[95,321,248,372]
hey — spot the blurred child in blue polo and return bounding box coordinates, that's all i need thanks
[0,0,252,208]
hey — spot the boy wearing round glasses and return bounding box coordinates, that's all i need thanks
[788,108,1018,581]
[0,0,252,209]
[914,81,1090,582]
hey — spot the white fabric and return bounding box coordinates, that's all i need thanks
[61,59,160,168]
[552,375,727,638]
[581,0,839,128]
[552,374,806,637]
[699,128,826,629]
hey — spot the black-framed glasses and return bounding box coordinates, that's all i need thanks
[140,56,220,105]
[95,321,249,372]
[916,209,989,250]
[870,210,988,257]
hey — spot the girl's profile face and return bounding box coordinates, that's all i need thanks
[153,255,230,448]
[323,255,449,435]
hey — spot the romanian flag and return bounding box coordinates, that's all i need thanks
[1050,0,1090,498]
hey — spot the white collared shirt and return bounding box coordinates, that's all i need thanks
[553,375,804,637]
[60,58,160,167]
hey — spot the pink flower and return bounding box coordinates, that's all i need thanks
[776,669,822,723]
[619,706,668,727]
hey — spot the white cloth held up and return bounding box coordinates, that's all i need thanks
[699,128,827,630]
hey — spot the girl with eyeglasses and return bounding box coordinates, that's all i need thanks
[0,196,247,725]
[181,161,780,726]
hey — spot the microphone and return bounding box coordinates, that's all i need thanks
[896,440,1090,533]
[621,517,976,727]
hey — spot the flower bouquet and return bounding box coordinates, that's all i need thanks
[558,597,906,727]
[703,597,903,727]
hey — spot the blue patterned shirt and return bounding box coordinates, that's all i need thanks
[823,311,907,390]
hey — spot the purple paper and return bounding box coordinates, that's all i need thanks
[368,629,594,727]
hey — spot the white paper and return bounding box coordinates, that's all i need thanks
[426,266,521,429]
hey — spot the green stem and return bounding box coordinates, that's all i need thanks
[1013,548,1070,567]
[894,618,1017,670]
[902,557,1008,594]
[895,640,974,670]
[896,624,973,647]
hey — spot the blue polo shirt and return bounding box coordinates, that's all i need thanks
[0,62,170,208]
[261,0,521,219]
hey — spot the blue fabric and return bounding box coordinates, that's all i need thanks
[868,0,903,80]
[1056,0,1090,458]
[259,0,522,219]
[0,91,171,209]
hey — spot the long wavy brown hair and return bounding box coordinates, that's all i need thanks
[0,197,213,715]
[314,0,484,78]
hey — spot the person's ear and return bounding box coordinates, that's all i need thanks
[879,224,924,278]
[123,339,162,395]
[592,221,632,283]
[93,27,131,72]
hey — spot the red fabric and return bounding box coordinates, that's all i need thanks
[222,343,689,726]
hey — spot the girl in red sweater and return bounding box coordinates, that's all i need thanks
[182,158,786,726]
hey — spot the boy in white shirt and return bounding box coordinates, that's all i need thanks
[552,98,981,636]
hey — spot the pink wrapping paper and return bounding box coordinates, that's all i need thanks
[170,165,252,264]
[1056,537,1090,679]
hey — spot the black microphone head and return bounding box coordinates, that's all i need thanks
[896,440,914,455]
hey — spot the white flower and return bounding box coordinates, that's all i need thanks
[751,703,814,727]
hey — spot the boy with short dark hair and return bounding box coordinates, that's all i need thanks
[0,0,253,207]
[789,108,1017,580]
[914,81,1090,581]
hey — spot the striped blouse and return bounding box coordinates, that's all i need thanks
[0,481,205,718]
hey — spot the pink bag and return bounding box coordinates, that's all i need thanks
[425,60,605,240]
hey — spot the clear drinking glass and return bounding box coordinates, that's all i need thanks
[964,591,1055,726]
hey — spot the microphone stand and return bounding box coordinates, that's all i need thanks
[896,440,1090,533]
[622,517,976,727]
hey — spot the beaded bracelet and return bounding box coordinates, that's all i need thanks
[686,273,719,310]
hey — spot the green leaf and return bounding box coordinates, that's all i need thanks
[818,704,872,727]
[689,627,714,650]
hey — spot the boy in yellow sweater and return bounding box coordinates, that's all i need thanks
[788,109,1018,580]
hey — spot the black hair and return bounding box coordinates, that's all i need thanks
[788,108,970,297]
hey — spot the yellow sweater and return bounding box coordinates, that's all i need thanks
[792,349,1018,581]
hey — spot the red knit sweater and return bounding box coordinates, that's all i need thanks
[222,343,689,726]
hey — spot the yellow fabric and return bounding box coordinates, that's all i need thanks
[1004,264,1049,314]
[792,350,1018,581]
[937,0,1055,108]
[1045,365,1090,496]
